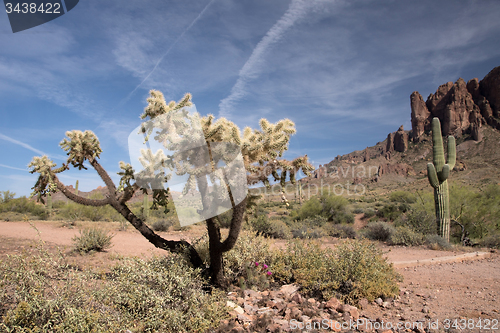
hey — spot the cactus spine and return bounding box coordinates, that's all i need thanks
[427,118,456,242]
[75,180,79,196]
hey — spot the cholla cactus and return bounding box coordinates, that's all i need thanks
[28,90,313,287]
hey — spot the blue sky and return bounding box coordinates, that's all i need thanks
[1,0,500,197]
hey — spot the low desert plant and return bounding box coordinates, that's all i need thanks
[363,221,395,242]
[72,227,114,253]
[271,239,401,304]
[389,226,424,246]
[425,234,452,250]
[479,234,500,249]
[325,223,357,239]
[151,218,175,232]
[0,242,228,332]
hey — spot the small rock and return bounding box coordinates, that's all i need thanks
[279,284,300,297]
[325,297,341,310]
[375,297,383,305]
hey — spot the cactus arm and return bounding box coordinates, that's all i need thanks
[427,163,439,188]
[439,164,450,182]
[447,136,456,170]
[431,118,445,172]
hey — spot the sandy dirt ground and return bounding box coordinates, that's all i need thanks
[0,220,499,331]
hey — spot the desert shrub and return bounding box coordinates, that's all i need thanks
[0,197,47,219]
[267,219,292,239]
[98,256,228,332]
[389,226,424,246]
[389,191,416,204]
[193,231,275,284]
[291,226,325,239]
[0,243,228,332]
[0,190,15,203]
[376,203,406,221]
[479,234,500,249]
[296,197,323,220]
[396,208,437,235]
[294,194,353,224]
[363,208,376,219]
[325,223,357,239]
[72,227,114,253]
[425,234,452,250]
[321,194,354,224]
[151,218,175,232]
[353,207,364,214]
[363,222,395,242]
[271,239,401,304]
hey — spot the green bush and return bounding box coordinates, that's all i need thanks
[480,234,500,249]
[353,207,364,214]
[0,243,228,332]
[151,218,175,232]
[291,226,325,239]
[267,219,292,239]
[425,234,452,250]
[297,197,323,220]
[72,227,114,253]
[0,197,47,219]
[376,203,405,221]
[325,223,357,239]
[363,222,395,242]
[389,226,424,246]
[271,239,401,304]
[389,191,416,204]
[193,231,276,284]
[363,208,376,219]
[396,208,437,235]
[294,194,354,224]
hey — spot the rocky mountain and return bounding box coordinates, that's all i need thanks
[305,66,500,192]
[411,66,500,142]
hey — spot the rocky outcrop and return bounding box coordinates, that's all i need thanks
[378,163,415,177]
[394,125,408,152]
[411,66,500,141]
[410,92,431,142]
[480,66,500,118]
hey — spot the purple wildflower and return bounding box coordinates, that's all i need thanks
[267,271,272,276]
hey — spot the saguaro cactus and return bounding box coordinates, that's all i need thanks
[75,180,79,196]
[427,118,456,242]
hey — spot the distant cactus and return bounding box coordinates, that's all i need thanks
[75,180,79,195]
[143,194,149,219]
[46,192,52,218]
[427,118,456,242]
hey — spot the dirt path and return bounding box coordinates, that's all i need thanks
[1,220,498,330]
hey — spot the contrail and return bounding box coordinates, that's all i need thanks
[118,0,216,108]
[0,133,46,156]
[0,133,67,160]
[219,0,319,118]
[0,163,28,171]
